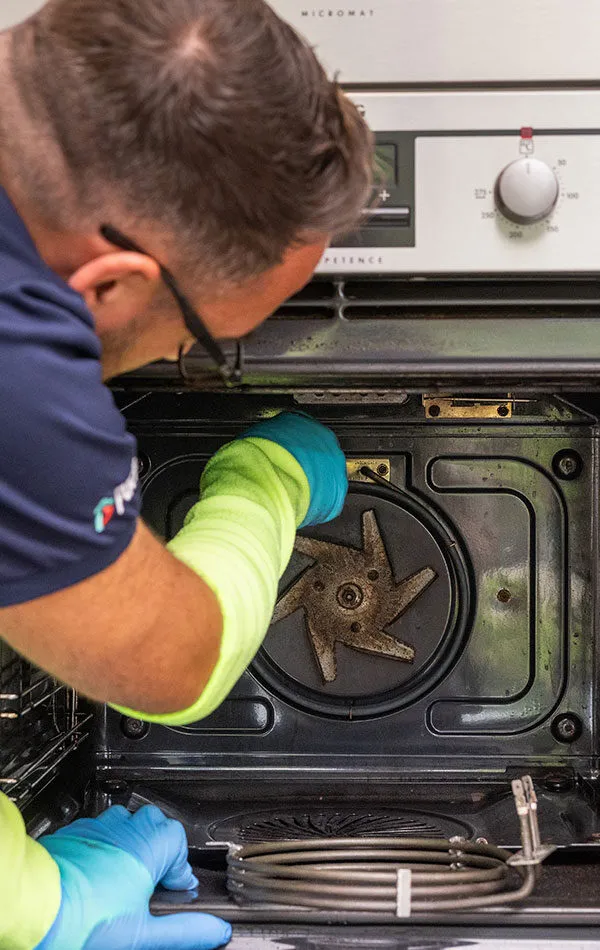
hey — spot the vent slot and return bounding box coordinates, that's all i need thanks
[288,281,338,302]
[210,810,472,844]
[270,280,338,320]
[344,278,600,306]
[344,305,600,320]
[270,305,334,320]
[273,276,600,321]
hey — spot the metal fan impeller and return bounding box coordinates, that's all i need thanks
[272,509,438,683]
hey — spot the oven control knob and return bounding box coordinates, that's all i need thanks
[494,158,559,225]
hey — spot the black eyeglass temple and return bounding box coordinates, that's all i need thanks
[100,225,241,383]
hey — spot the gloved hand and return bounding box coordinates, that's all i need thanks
[116,412,347,728]
[242,412,347,527]
[37,805,232,950]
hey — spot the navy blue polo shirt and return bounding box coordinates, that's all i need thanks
[0,188,140,607]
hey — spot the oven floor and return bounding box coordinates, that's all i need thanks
[152,849,600,911]
[128,781,600,924]
[208,925,600,948]
[152,854,600,930]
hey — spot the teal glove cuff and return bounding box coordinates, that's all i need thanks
[241,412,347,527]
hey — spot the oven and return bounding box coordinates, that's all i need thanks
[4,3,600,948]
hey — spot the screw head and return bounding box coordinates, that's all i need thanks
[551,713,582,744]
[552,450,583,481]
[544,772,575,793]
[97,779,129,795]
[428,404,441,418]
[497,588,512,603]
[337,583,364,610]
[377,463,389,476]
[59,796,79,821]
[497,405,510,417]
[120,717,150,741]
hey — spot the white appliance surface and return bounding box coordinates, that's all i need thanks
[318,89,600,274]
[0,0,45,30]
[270,0,600,84]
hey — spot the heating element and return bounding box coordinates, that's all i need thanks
[226,777,548,914]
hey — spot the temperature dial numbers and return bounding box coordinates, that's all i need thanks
[494,158,559,225]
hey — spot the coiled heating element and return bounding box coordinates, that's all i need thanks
[227,776,552,915]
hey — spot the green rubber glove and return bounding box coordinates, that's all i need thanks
[114,435,311,726]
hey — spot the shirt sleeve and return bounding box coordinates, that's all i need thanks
[0,792,62,950]
[0,279,140,607]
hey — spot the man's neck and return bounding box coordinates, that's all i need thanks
[0,179,103,283]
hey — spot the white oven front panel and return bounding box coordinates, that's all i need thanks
[270,0,600,84]
[319,89,600,275]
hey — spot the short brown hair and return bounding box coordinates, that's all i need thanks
[9,0,373,285]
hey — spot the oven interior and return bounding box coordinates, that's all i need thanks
[5,349,600,940]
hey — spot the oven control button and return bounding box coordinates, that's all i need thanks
[494,158,559,225]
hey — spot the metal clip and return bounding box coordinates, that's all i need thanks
[422,395,517,420]
[448,835,466,870]
[204,840,242,855]
[346,458,391,483]
[178,341,244,389]
[507,775,556,867]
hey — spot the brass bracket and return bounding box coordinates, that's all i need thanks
[347,458,391,482]
[423,395,514,420]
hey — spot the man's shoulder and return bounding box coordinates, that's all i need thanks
[0,267,98,348]
[0,265,140,607]
[0,188,97,349]
[0,193,140,606]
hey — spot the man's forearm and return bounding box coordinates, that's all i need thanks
[0,416,342,722]
[0,523,224,716]
[114,437,310,726]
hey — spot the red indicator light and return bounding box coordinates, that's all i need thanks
[520,126,534,139]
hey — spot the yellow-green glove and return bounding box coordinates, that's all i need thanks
[0,792,61,950]
[114,414,346,727]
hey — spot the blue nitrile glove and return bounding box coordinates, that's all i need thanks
[241,412,347,528]
[37,805,232,950]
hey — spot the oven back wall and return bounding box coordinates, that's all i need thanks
[98,401,597,781]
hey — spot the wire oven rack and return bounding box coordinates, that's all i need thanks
[0,641,92,807]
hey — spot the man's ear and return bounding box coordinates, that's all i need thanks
[69,253,161,329]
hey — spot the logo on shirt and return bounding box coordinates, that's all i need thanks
[94,458,139,534]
